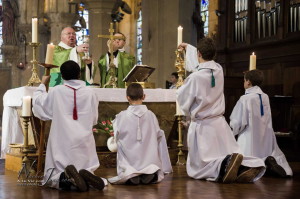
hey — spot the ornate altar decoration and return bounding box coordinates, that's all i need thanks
[123,65,156,88]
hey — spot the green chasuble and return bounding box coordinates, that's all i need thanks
[98,51,135,88]
[49,46,93,87]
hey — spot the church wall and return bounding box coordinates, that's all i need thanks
[142,0,196,88]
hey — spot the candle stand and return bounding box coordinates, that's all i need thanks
[175,49,185,88]
[176,115,186,165]
[27,42,41,86]
[18,116,35,178]
[174,48,186,165]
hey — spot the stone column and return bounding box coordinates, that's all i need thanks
[84,0,116,84]
[142,0,196,88]
[1,46,20,88]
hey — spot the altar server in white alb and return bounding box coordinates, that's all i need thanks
[32,60,105,192]
[108,83,173,185]
[230,69,292,177]
[177,38,265,183]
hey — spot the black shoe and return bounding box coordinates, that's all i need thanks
[126,176,140,185]
[265,156,287,177]
[236,166,265,183]
[141,174,155,184]
[65,165,88,192]
[79,169,105,190]
[222,153,243,183]
[59,172,72,191]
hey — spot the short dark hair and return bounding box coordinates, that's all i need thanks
[171,72,178,79]
[114,32,126,41]
[126,83,144,100]
[244,69,264,86]
[60,60,80,80]
[197,37,216,60]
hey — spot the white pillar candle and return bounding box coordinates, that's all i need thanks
[22,96,32,117]
[249,52,256,71]
[176,100,183,115]
[177,26,183,46]
[32,18,38,43]
[45,43,55,64]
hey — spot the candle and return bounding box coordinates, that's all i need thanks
[176,100,183,115]
[32,18,38,43]
[177,26,183,46]
[249,52,256,71]
[45,43,55,64]
[22,96,32,117]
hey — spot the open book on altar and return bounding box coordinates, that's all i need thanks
[123,65,156,88]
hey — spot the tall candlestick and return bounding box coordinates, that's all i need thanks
[32,18,38,43]
[176,100,183,115]
[45,43,55,64]
[177,26,183,46]
[22,96,32,117]
[249,52,256,71]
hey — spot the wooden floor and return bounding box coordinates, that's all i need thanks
[1,160,300,199]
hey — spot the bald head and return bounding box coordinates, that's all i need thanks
[61,27,76,47]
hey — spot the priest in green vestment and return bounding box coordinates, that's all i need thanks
[50,27,96,87]
[98,32,135,88]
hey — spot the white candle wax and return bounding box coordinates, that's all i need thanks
[177,26,183,46]
[22,96,32,117]
[176,100,183,116]
[32,18,38,43]
[249,52,256,71]
[45,43,55,64]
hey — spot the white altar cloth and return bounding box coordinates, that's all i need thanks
[1,86,176,158]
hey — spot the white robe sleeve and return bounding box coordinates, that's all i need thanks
[230,98,248,136]
[185,44,199,72]
[85,61,95,84]
[153,114,172,174]
[32,84,53,121]
[156,129,173,174]
[91,91,98,125]
[176,75,198,116]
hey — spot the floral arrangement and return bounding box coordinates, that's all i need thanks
[93,119,114,137]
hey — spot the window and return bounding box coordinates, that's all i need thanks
[75,3,89,45]
[136,10,142,65]
[201,0,209,36]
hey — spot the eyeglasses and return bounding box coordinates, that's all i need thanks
[64,32,76,36]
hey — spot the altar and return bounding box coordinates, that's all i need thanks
[1,86,177,159]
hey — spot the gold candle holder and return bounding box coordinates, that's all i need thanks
[21,116,30,153]
[174,48,186,165]
[176,115,186,165]
[175,49,185,88]
[27,42,41,86]
[98,22,123,88]
[18,116,32,178]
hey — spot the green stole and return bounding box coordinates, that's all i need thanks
[98,51,135,88]
[49,46,89,87]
